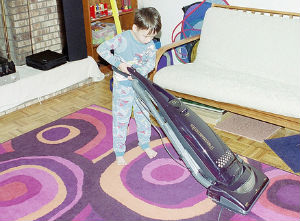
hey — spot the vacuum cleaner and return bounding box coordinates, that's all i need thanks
[117,67,269,215]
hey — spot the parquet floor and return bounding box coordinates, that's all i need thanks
[0,71,298,175]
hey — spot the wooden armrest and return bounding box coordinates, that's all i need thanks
[149,34,200,81]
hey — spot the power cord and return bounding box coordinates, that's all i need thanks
[135,97,187,168]
[217,206,223,221]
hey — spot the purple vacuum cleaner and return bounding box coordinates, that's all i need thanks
[119,67,269,215]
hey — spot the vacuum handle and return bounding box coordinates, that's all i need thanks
[127,66,139,77]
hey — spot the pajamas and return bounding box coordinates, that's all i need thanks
[112,79,151,156]
[97,30,157,157]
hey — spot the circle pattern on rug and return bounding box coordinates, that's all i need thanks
[0,156,83,221]
[142,158,190,185]
[121,145,207,208]
[36,125,80,144]
[10,118,99,154]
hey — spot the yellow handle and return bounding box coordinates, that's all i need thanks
[110,0,122,34]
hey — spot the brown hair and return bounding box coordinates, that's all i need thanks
[134,7,161,34]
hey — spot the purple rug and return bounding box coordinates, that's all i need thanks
[0,105,299,221]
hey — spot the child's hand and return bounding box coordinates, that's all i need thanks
[118,63,132,80]
[118,63,131,75]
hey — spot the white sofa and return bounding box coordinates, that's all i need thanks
[151,5,300,131]
[0,56,104,115]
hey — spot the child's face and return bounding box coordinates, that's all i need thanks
[132,25,157,44]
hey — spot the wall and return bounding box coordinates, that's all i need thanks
[0,0,63,65]
[138,0,300,46]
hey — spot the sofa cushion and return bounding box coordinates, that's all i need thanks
[153,62,300,118]
[195,7,300,87]
[154,7,300,119]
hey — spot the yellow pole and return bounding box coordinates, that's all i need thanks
[110,0,122,34]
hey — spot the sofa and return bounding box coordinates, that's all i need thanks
[151,4,300,131]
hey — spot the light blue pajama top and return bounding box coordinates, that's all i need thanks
[96,30,157,81]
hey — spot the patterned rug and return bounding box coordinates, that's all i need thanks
[0,105,299,221]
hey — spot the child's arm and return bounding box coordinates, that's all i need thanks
[96,35,122,69]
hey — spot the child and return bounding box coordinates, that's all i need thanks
[97,7,161,165]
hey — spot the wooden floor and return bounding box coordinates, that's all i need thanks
[0,71,298,175]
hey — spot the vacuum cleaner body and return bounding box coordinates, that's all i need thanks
[125,67,269,214]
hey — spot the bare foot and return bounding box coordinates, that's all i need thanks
[116,156,127,165]
[144,148,157,159]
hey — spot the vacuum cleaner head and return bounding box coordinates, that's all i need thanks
[207,161,269,214]
[126,67,269,214]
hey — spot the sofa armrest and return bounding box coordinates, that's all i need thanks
[149,34,201,81]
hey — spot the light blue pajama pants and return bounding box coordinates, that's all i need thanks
[112,78,151,157]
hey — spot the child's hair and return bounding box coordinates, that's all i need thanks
[134,7,161,35]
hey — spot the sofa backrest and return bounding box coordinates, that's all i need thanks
[195,7,300,86]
